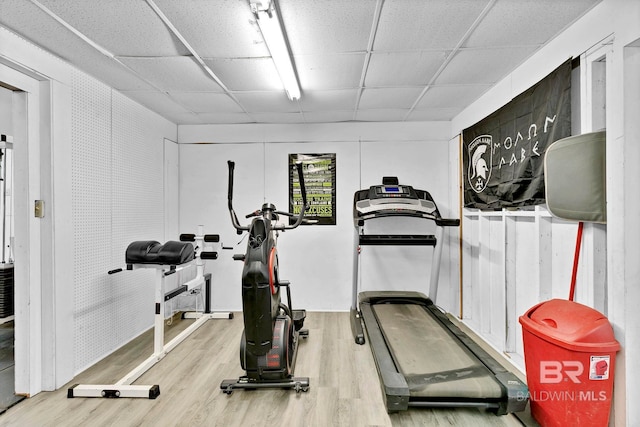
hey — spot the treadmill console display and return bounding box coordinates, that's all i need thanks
[376,186,410,197]
[353,178,438,223]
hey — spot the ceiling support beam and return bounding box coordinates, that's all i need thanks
[353,0,385,121]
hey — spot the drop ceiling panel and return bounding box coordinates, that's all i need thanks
[203,57,282,91]
[234,92,300,113]
[0,0,603,125]
[250,111,305,123]
[407,108,464,121]
[303,110,355,123]
[416,84,493,109]
[0,1,156,91]
[169,92,244,113]
[359,87,424,110]
[280,0,375,54]
[118,57,223,92]
[356,109,408,122]
[153,0,269,58]
[296,53,366,90]
[121,90,192,118]
[435,46,537,85]
[374,0,491,51]
[465,0,600,48]
[365,51,446,87]
[37,0,189,56]
[298,89,359,111]
[181,112,253,124]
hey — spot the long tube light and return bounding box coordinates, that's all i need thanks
[250,0,301,100]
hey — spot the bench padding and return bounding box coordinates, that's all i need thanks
[126,240,195,265]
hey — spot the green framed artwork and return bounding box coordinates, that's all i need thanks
[289,153,336,225]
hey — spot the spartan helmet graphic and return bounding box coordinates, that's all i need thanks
[467,135,492,193]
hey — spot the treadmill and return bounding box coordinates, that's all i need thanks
[350,177,528,414]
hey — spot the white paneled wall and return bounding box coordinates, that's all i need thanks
[71,70,114,369]
[178,123,457,312]
[71,69,174,374]
[460,208,601,370]
[110,91,166,343]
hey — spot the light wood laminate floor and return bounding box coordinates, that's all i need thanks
[0,312,531,426]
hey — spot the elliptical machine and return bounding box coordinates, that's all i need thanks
[220,160,310,394]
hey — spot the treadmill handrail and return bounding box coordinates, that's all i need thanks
[436,218,460,227]
[355,209,460,228]
[353,184,459,227]
[358,234,437,246]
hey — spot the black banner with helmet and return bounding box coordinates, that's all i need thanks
[462,59,572,210]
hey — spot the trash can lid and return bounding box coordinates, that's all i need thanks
[519,299,620,352]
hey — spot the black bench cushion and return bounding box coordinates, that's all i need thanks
[126,240,195,265]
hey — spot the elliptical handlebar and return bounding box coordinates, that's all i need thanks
[227,161,248,233]
[226,160,310,233]
[282,161,309,230]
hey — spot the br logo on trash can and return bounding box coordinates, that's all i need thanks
[540,361,583,383]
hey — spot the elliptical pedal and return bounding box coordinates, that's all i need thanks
[292,309,306,332]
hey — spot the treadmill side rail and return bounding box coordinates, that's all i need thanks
[359,292,529,415]
[360,302,410,412]
[350,308,365,345]
[494,372,529,415]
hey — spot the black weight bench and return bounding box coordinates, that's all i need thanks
[68,231,231,400]
[125,240,195,266]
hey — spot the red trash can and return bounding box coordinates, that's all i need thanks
[519,299,620,427]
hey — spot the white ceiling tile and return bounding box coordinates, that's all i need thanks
[365,51,446,87]
[359,88,423,110]
[121,90,191,115]
[416,85,493,109]
[118,57,223,92]
[204,57,282,91]
[435,47,537,85]
[296,53,366,90]
[37,0,189,56]
[187,112,254,124]
[465,0,600,48]
[0,0,602,125]
[374,0,491,51]
[249,112,305,124]
[168,92,244,113]
[298,90,359,112]
[234,92,301,113]
[279,0,376,54]
[166,112,205,125]
[356,109,408,122]
[153,0,269,58]
[406,108,464,122]
[90,60,157,92]
[303,110,355,123]
[0,1,155,91]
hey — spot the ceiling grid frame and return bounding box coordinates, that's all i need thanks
[0,0,602,125]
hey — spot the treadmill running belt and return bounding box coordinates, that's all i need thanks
[372,303,503,399]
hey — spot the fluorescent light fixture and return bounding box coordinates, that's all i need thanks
[250,0,301,100]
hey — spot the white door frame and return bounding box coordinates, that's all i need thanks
[0,60,42,396]
[0,56,68,396]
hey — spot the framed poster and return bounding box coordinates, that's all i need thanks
[289,153,336,225]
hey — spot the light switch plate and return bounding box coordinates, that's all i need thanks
[34,200,44,218]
